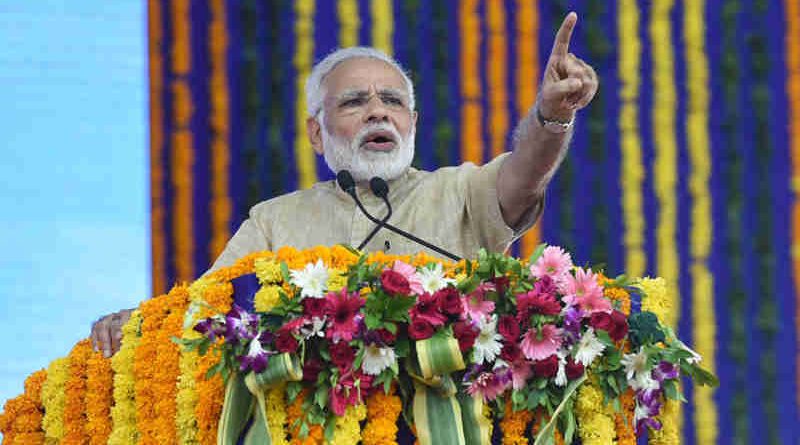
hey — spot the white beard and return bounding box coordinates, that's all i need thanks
[321,121,415,182]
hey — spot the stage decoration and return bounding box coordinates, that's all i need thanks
[85,351,113,444]
[788,0,800,415]
[0,369,47,444]
[108,310,142,445]
[41,357,69,442]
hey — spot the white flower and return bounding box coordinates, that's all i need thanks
[473,315,504,365]
[621,347,652,382]
[554,351,568,387]
[290,259,329,298]
[299,316,326,339]
[574,328,606,366]
[417,263,456,293]
[630,372,659,392]
[361,344,396,375]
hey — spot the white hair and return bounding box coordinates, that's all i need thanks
[304,46,416,118]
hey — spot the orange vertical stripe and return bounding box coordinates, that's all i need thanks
[460,0,483,164]
[149,0,166,294]
[209,0,232,264]
[517,0,541,257]
[786,0,800,409]
[171,0,194,282]
[487,0,509,159]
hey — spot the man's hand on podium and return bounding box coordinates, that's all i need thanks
[91,308,134,357]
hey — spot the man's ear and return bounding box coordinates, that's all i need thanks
[307,116,323,155]
[412,110,418,127]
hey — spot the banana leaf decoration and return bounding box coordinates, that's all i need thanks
[217,353,303,445]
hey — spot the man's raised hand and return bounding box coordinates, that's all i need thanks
[538,12,598,122]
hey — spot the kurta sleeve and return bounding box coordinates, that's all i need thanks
[464,152,544,253]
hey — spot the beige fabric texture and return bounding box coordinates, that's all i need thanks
[208,152,542,273]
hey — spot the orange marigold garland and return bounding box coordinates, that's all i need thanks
[134,293,172,444]
[152,285,190,444]
[62,339,94,445]
[85,351,114,444]
[362,387,401,445]
[0,369,47,445]
[286,389,323,445]
[501,401,532,445]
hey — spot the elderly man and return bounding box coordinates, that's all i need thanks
[92,12,597,356]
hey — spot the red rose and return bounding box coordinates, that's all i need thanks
[329,341,356,370]
[500,341,522,363]
[565,358,585,380]
[532,355,559,378]
[492,276,511,296]
[376,328,396,344]
[381,269,411,295]
[498,315,520,342]
[302,297,330,318]
[302,358,323,382]
[275,331,298,353]
[453,320,479,351]
[410,293,447,326]
[589,312,614,333]
[435,288,463,316]
[408,319,435,340]
[608,310,629,342]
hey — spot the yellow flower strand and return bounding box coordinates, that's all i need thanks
[109,310,142,445]
[370,0,393,55]
[338,0,360,47]
[460,0,483,164]
[294,0,317,189]
[575,377,617,445]
[265,384,289,445]
[41,357,69,442]
[329,403,366,445]
[618,0,646,277]
[516,0,541,258]
[209,0,233,261]
[683,1,718,443]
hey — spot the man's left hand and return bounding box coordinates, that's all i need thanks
[537,12,598,123]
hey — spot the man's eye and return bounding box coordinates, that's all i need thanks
[341,98,365,107]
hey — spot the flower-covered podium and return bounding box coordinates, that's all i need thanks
[0,245,716,445]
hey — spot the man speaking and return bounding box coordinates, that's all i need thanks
[92,12,597,356]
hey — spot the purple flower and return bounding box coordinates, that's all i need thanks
[634,388,664,434]
[652,361,679,382]
[193,317,225,341]
[635,416,662,435]
[224,304,259,343]
[237,337,273,374]
[562,306,584,345]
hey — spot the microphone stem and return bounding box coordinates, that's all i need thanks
[357,198,392,250]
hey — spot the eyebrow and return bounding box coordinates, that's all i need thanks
[335,88,407,101]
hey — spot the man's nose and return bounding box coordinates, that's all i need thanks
[364,96,389,123]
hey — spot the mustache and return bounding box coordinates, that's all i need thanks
[353,123,403,147]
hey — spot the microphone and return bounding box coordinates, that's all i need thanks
[357,177,393,249]
[336,171,462,261]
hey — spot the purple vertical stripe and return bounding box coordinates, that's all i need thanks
[447,0,462,166]
[281,2,298,192]
[707,0,732,441]
[314,0,337,182]
[190,0,211,275]
[162,0,176,286]
[639,0,656,278]
[392,0,407,66]
[566,0,588,265]
[504,0,520,258]
[255,0,272,199]
[537,0,557,245]
[227,0,245,224]
[604,0,623,275]
[767,0,800,440]
[358,0,371,46]
[737,2,766,441]
[671,2,695,443]
[417,0,435,171]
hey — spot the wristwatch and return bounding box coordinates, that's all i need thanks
[536,105,574,133]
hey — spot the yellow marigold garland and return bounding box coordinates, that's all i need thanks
[134,294,172,444]
[41,357,69,442]
[109,310,142,445]
[370,0,393,55]
[293,0,316,188]
[85,351,113,444]
[62,339,93,445]
[363,388,401,445]
[0,369,47,445]
[265,384,289,445]
[329,403,366,445]
[575,378,616,445]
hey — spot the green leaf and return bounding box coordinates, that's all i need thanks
[280,262,292,284]
[314,386,329,409]
[286,381,302,402]
[528,243,547,264]
[533,374,587,445]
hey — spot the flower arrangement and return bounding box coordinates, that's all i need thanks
[181,244,717,444]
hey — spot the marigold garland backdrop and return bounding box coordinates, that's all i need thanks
[146,0,798,443]
[2,0,799,444]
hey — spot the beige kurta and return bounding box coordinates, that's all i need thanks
[208,153,542,272]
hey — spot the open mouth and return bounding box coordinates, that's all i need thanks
[361,130,397,151]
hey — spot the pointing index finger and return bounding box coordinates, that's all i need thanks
[551,12,578,58]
